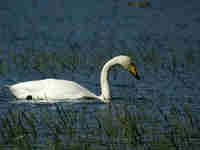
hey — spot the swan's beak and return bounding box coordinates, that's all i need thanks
[128,63,140,80]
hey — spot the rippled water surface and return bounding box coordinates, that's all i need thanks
[0,0,200,149]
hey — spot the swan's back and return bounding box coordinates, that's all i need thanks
[9,78,98,100]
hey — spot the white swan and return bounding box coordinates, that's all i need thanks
[8,55,140,103]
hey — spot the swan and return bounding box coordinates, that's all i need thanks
[7,55,140,103]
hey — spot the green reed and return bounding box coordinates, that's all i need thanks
[0,102,199,150]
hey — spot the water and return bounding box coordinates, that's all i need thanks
[0,67,199,118]
[0,0,200,148]
[0,69,199,149]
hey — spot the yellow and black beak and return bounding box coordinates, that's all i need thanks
[128,63,140,80]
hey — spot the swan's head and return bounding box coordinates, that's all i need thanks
[116,56,140,80]
[99,55,140,103]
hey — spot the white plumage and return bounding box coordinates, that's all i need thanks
[8,55,140,103]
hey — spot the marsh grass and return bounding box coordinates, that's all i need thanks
[143,47,160,66]
[0,48,84,76]
[0,46,197,79]
[169,54,178,74]
[135,44,200,77]
[135,45,161,73]
[0,109,39,149]
[184,50,195,66]
[0,102,199,150]
[0,61,9,75]
[183,50,197,72]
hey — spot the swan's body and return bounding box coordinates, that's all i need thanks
[8,55,140,103]
[9,79,99,100]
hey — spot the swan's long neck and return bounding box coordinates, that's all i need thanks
[99,58,117,102]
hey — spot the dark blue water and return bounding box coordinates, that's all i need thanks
[0,0,200,148]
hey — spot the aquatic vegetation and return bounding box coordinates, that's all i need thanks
[0,61,9,75]
[0,45,198,80]
[142,47,160,66]
[0,109,39,149]
[171,54,177,73]
[0,102,199,150]
[184,50,195,66]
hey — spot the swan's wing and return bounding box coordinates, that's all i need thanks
[9,79,98,100]
[45,79,98,100]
